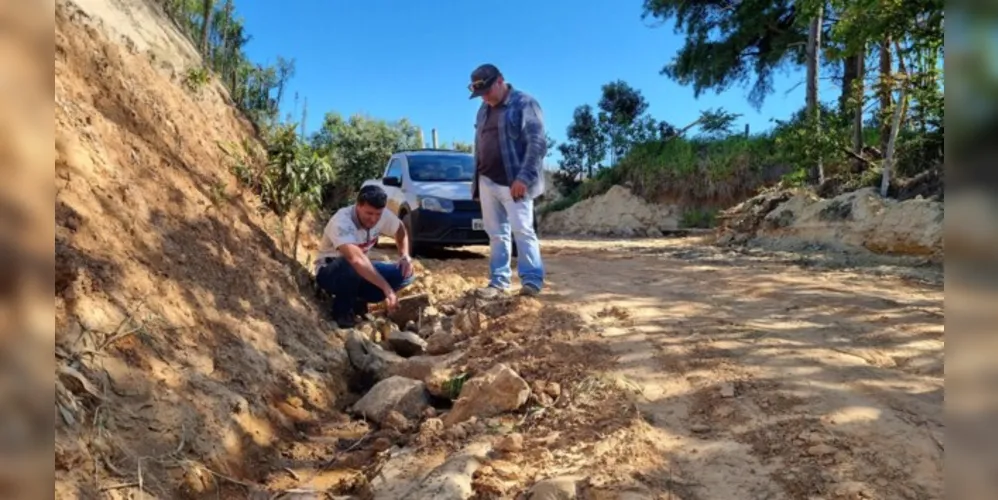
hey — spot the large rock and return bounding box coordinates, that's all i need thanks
[346,330,405,380]
[387,329,427,358]
[391,350,467,399]
[443,364,530,427]
[398,442,491,500]
[525,476,583,500]
[350,376,429,424]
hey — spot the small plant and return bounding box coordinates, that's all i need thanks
[681,207,718,228]
[183,66,211,94]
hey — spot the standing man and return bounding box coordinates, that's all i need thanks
[314,185,415,328]
[469,63,547,298]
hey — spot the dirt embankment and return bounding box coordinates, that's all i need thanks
[717,187,944,261]
[54,0,351,496]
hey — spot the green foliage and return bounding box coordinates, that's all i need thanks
[450,141,473,153]
[157,0,295,130]
[681,207,718,229]
[183,66,211,93]
[539,189,582,216]
[597,80,650,164]
[642,0,807,109]
[310,113,421,207]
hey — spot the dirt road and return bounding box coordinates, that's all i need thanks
[418,236,944,499]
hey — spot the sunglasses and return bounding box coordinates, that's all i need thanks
[468,77,495,92]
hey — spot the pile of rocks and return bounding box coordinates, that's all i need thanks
[344,298,531,433]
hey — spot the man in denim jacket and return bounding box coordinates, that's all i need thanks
[468,63,547,297]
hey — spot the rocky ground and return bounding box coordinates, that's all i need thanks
[243,237,943,500]
[51,1,944,498]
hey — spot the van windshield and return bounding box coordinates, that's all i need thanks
[408,154,475,182]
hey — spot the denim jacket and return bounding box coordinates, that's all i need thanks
[472,85,547,201]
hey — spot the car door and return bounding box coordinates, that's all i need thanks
[382,156,406,215]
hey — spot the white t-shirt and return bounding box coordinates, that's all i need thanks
[314,205,402,273]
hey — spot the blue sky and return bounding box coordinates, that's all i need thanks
[237,1,838,163]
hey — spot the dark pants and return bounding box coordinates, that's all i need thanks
[315,257,415,317]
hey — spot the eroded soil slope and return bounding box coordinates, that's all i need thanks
[55,1,349,496]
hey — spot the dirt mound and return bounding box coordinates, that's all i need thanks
[55,1,352,496]
[717,187,944,260]
[540,185,679,237]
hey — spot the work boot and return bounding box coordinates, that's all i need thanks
[519,283,541,297]
[333,311,357,329]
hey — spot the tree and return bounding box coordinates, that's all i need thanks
[597,80,649,165]
[311,113,422,207]
[558,105,606,180]
[805,2,825,184]
[450,141,473,153]
[641,0,808,109]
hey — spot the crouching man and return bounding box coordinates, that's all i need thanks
[314,185,415,328]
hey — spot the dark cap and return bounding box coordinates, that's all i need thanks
[468,63,502,99]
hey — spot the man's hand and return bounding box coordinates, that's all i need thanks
[510,180,527,200]
[398,255,414,279]
[383,289,399,312]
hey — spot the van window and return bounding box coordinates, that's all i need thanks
[385,158,403,179]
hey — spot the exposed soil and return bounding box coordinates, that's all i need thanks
[52,1,943,498]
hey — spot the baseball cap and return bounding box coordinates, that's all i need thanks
[468,63,501,99]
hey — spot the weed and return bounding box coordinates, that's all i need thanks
[183,66,211,94]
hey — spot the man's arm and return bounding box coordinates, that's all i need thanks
[339,243,393,294]
[394,222,410,258]
[515,98,547,187]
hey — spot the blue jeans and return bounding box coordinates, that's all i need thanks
[315,257,415,316]
[478,175,545,289]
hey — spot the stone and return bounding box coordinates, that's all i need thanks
[388,293,431,327]
[719,382,736,398]
[399,442,490,500]
[426,328,459,355]
[350,376,428,424]
[807,444,837,457]
[545,382,562,398]
[690,424,712,434]
[495,433,523,452]
[489,459,522,480]
[443,364,531,427]
[420,418,444,436]
[345,330,405,380]
[382,410,411,432]
[387,329,428,358]
[390,350,467,399]
[525,476,582,500]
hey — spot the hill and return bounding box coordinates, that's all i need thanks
[55,0,350,495]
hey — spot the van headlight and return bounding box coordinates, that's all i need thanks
[419,196,455,213]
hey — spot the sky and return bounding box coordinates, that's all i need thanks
[237,1,840,164]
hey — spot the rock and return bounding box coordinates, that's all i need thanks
[690,424,712,434]
[390,350,467,399]
[423,407,438,419]
[426,329,459,355]
[383,410,411,432]
[420,418,444,436]
[832,481,870,499]
[387,329,428,358]
[489,459,521,479]
[807,444,837,457]
[398,442,490,500]
[443,364,531,427]
[350,376,428,424]
[423,306,440,318]
[405,320,418,332]
[719,382,736,398]
[525,476,581,500]
[495,433,523,452]
[388,293,431,327]
[545,382,561,398]
[345,330,405,380]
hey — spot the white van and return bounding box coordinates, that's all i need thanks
[361,148,535,255]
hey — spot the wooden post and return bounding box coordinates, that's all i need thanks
[431,128,439,149]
